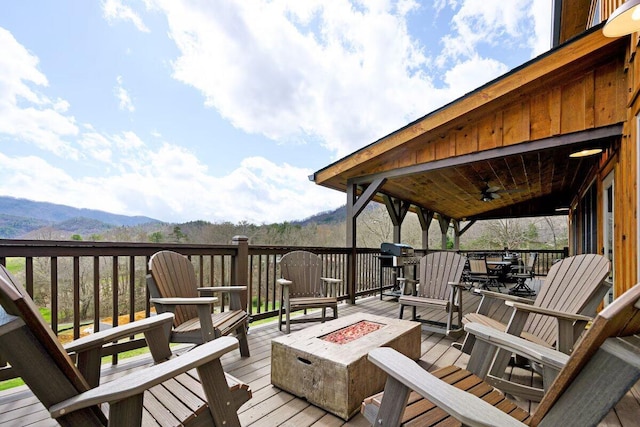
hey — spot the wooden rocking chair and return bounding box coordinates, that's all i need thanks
[148,250,250,357]
[362,281,640,427]
[0,264,251,427]
[397,251,467,337]
[277,250,340,334]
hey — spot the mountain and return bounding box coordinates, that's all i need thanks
[294,205,347,226]
[0,196,161,239]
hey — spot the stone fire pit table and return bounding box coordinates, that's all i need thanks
[271,312,421,420]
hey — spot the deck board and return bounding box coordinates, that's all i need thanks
[1,291,638,426]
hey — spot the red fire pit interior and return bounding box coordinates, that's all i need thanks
[320,320,384,345]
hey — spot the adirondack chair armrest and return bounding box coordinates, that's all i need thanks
[198,286,248,293]
[64,313,174,354]
[474,289,535,304]
[198,286,248,311]
[320,277,340,297]
[464,323,570,370]
[448,281,466,288]
[365,347,527,427]
[50,336,241,418]
[63,313,175,383]
[149,297,218,306]
[473,289,534,316]
[505,301,592,322]
[397,277,418,295]
[277,278,293,287]
[505,301,592,353]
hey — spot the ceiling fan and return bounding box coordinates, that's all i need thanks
[479,181,523,202]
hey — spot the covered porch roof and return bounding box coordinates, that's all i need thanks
[312,25,627,221]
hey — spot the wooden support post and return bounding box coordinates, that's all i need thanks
[232,235,249,310]
[438,215,451,250]
[383,195,410,243]
[417,207,434,251]
[346,179,386,304]
[452,220,460,250]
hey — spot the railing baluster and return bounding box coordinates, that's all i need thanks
[93,256,100,334]
[51,257,58,335]
[25,257,33,296]
[112,256,119,365]
[73,256,80,340]
[129,256,135,326]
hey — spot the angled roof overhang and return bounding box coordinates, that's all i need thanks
[312,24,628,221]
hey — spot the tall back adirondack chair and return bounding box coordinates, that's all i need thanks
[362,281,640,427]
[397,251,467,337]
[148,250,250,356]
[277,250,340,334]
[0,264,251,427]
[461,253,611,400]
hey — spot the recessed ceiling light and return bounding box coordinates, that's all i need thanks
[569,148,603,158]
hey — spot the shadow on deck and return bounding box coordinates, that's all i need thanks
[1,290,638,426]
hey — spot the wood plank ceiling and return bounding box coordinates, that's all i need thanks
[375,138,612,221]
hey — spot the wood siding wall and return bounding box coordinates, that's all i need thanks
[406,60,626,166]
[614,35,640,297]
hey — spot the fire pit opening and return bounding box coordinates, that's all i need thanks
[320,320,385,345]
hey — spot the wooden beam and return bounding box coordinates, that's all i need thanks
[438,216,451,250]
[459,220,476,236]
[350,124,621,185]
[383,195,411,243]
[417,208,435,250]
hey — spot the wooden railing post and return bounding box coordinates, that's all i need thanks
[348,247,357,304]
[232,235,249,310]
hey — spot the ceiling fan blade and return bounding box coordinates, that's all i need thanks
[486,186,501,193]
[491,192,501,199]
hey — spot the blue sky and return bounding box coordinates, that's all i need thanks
[0,0,552,224]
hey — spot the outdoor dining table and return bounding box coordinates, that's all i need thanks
[486,260,514,285]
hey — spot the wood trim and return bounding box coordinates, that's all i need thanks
[314,26,622,184]
[351,125,622,185]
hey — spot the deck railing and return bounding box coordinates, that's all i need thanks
[0,238,566,369]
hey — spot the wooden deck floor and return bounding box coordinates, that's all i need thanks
[1,291,639,426]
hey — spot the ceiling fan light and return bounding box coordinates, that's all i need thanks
[603,0,640,37]
[569,148,603,158]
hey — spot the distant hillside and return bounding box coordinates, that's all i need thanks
[293,204,377,227]
[294,205,347,226]
[0,196,159,226]
[0,214,51,239]
[0,196,161,239]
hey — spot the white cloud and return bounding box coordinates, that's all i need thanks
[0,145,343,223]
[102,0,150,32]
[0,27,80,158]
[152,0,439,157]
[150,0,552,159]
[443,56,509,96]
[438,0,550,67]
[114,75,135,112]
[0,2,555,224]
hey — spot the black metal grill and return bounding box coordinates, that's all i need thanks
[379,243,421,267]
